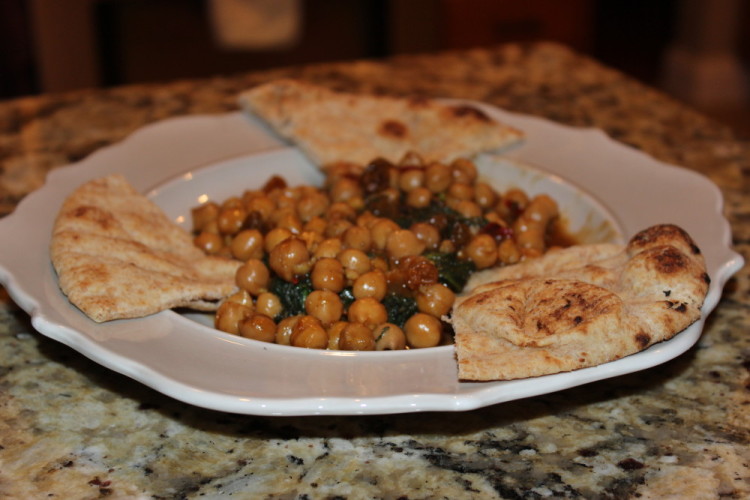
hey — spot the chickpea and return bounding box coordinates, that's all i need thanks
[191,202,219,232]
[451,158,478,184]
[338,322,375,351]
[235,259,270,295]
[304,216,328,235]
[424,162,452,193]
[410,222,440,250]
[311,257,345,292]
[416,283,455,317]
[325,218,353,238]
[326,201,356,221]
[275,211,303,235]
[297,192,329,221]
[464,234,498,269]
[314,238,343,260]
[230,229,264,261]
[404,313,442,348]
[352,270,387,301]
[452,200,482,219]
[330,177,363,204]
[447,182,474,201]
[406,187,432,208]
[497,238,521,265]
[327,321,348,350]
[244,195,275,221]
[348,297,388,329]
[474,182,497,209]
[370,218,400,251]
[374,323,407,351]
[194,231,224,255]
[221,196,244,210]
[399,150,424,167]
[337,248,371,281]
[255,292,282,318]
[386,229,426,260]
[356,211,378,229]
[305,290,344,325]
[215,301,253,335]
[290,315,328,349]
[217,206,247,235]
[269,237,311,282]
[299,230,324,254]
[239,314,277,343]
[224,289,254,307]
[342,225,372,252]
[276,315,301,345]
[264,227,293,253]
[398,168,424,192]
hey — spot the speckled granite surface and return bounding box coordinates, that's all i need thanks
[0,42,748,499]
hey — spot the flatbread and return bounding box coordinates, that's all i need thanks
[238,79,524,166]
[50,174,241,322]
[451,224,710,381]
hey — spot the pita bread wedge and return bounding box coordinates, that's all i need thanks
[239,79,523,166]
[451,224,710,381]
[51,174,241,322]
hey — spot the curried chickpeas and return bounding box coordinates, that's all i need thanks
[464,234,498,269]
[255,292,282,318]
[290,315,328,349]
[230,229,264,261]
[348,297,388,329]
[215,301,253,336]
[269,237,310,282]
[386,229,425,260]
[374,323,407,350]
[338,322,375,351]
[404,313,442,348]
[235,259,270,296]
[194,231,224,255]
[352,270,387,301]
[197,153,569,352]
[416,283,455,317]
[305,290,344,325]
[239,314,277,343]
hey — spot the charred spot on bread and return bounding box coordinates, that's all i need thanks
[635,332,651,348]
[663,290,672,297]
[379,119,408,139]
[651,246,689,274]
[674,302,687,313]
[702,272,711,284]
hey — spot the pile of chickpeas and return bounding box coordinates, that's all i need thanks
[191,152,560,351]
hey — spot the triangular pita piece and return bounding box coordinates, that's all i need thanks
[50,175,240,322]
[238,79,524,166]
[451,224,710,381]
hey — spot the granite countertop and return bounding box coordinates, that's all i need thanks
[0,42,748,499]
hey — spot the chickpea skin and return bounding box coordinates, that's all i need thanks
[305,290,344,325]
[338,322,375,351]
[404,313,442,348]
[424,162,452,193]
[239,314,277,343]
[410,222,440,250]
[342,225,372,252]
[191,202,219,232]
[264,227,293,253]
[327,321,348,350]
[235,259,270,295]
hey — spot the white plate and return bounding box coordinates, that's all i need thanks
[0,106,743,416]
